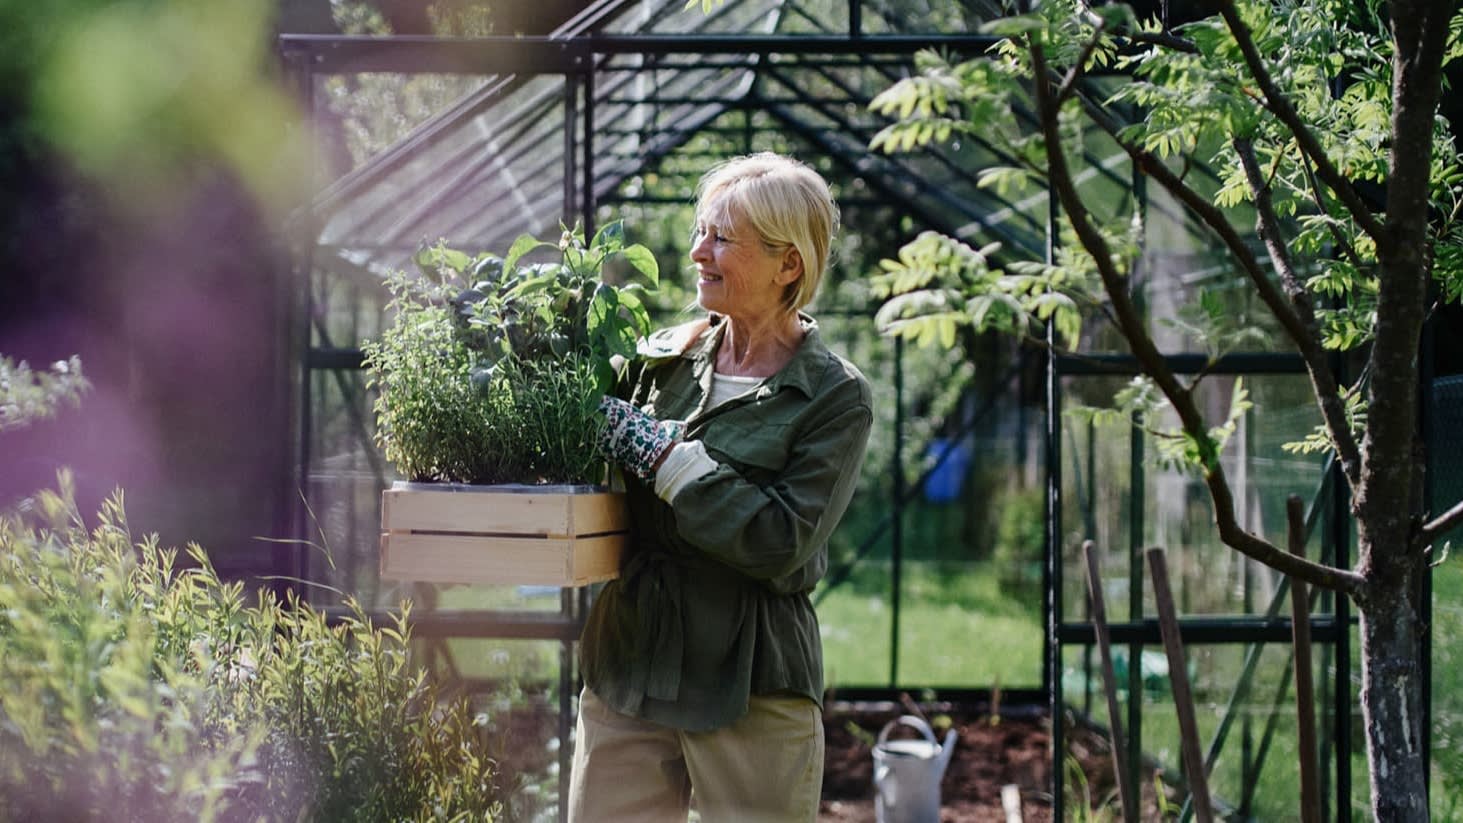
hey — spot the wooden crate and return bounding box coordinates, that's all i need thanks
[380,482,627,587]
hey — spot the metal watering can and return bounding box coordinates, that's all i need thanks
[871,715,958,823]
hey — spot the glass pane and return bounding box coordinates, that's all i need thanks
[310,261,390,350]
[1060,373,1331,621]
[305,366,390,603]
[1064,641,1352,820]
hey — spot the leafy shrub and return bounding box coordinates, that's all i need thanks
[364,222,659,486]
[0,473,501,822]
[993,484,1045,600]
[0,354,89,432]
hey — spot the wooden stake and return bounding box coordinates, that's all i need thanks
[1001,784,1024,823]
[1288,495,1321,823]
[1082,540,1136,822]
[1146,546,1214,823]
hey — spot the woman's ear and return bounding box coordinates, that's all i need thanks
[776,247,804,286]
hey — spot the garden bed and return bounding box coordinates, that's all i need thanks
[819,700,1177,821]
[480,694,1176,821]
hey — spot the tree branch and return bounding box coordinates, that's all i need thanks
[1298,152,1367,272]
[1055,20,1107,104]
[1075,90,1363,489]
[1030,39,1362,595]
[1233,138,1364,488]
[1121,30,1198,54]
[1215,1,1388,247]
[1418,498,1463,552]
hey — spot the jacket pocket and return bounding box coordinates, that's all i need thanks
[702,417,789,475]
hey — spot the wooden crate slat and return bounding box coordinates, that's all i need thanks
[380,532,625,587]
[569,491,631,534]
[383,487,629,537]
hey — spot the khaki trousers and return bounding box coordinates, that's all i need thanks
[567,687,824,823]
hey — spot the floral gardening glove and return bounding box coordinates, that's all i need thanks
[594,396,686,480]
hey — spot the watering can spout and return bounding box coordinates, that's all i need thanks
[936,728,957,773]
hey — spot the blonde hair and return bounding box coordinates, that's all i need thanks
[694,152,840,313]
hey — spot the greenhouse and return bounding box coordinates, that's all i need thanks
[2,0,1462,820]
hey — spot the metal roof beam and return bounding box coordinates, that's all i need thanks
[278,33,1004,75]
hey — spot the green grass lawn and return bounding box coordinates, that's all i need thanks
[422,561,1046,691]
[1431,555,1463,821]
[818,560,1043,689]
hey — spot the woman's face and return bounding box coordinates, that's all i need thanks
[689,203,801,323]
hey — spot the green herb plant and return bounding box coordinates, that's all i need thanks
[364,221,659,486]
[0,472,502,822]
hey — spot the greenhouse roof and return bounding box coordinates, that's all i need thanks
[282,0,1117,275]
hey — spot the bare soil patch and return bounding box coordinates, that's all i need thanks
[818,700,1176,822]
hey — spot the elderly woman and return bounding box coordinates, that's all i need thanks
[570,152,872,822]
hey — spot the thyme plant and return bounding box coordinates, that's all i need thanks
[364,221,659,486]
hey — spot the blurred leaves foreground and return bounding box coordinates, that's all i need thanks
[0,471,504,822]
[2,0,308,212]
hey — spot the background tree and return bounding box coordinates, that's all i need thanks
[870,0,1462,819]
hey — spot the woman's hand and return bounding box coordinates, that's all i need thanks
[594,396,685,480]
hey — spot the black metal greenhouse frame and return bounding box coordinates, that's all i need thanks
[277,12,1446,817]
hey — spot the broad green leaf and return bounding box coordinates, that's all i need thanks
[619,244,660,286]
[504,233,551,272]
[591,220,625,254]
[586,283,617,339]
[440,248,471,273]
[503,271,557,298]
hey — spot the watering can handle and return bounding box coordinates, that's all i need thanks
[876,715,939,747]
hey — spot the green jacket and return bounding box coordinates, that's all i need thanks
[579,314,873,732]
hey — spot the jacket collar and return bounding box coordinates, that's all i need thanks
[682,313,825,399]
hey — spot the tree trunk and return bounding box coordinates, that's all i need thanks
[1355,0,1451,817]
[1356,553,1429,821]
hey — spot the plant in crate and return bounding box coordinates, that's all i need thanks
[364,221,660,586]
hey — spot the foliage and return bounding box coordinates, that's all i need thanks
[322,2,490,172]
[1062,752,1118,822]
[868,0,1463,465]
[3,0,305,211]
[0,355,88,432]
[992,484,1045,599]
[866,0,1462,815]
[0,473,501,822]
[363,222,659,485]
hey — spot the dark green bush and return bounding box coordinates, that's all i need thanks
[0,473,501,822]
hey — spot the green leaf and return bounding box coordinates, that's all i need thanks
[591,220,625,254]
[1089,3,1135,30]
[503,270,558,298]
[980,14,1045,37]
[586,283,617,339]
[504,233,551,272]
[976,166,1033,197]
[619,244,660,286]
[440,248,471,273]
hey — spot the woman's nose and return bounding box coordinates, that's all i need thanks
[690,234,711,262]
